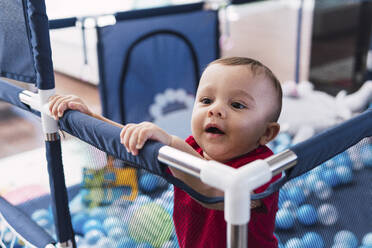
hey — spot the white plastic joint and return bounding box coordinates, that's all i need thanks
[38,89,58,134]
[200,159,272,225]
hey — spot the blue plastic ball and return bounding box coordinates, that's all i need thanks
[82,219,105,235]
[285,237,303,248]
[333,152,353,168]
[139,174,160,193]
[334,230,358,248]
[89,207,107,223]
[297,204,317,226]
[72,212,89,234]
[85,229,105,245]
[322,169,340,187]
[278,190,290,207]
[275,209,295,229]
[302,232,324,248]
[287,187,306,205]
[361,145,372,167]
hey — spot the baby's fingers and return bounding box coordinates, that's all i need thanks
[136,128,152,150]
[121,124,136,152]
[120,124,130,144]
[128,128,141,155]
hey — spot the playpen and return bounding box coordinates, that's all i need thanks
[0,0,371,248]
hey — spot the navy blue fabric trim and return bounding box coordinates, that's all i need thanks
[115,2,204,21]
[46,141,76,246]
[25,0,55,90]
[48,17,77,29]
[0,79,40,116]
[0,196,55,247]
[0,72,36,85]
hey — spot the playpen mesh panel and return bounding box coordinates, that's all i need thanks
[0,0,36,83]
[274,137,372,247]
[13,137,178,248]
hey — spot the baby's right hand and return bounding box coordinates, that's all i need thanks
[48,94,92,120]
[120,122,172,156]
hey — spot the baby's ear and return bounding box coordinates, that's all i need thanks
[259,122,280,145]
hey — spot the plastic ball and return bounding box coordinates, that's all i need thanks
[89,207,107,222]
[95,237,116,248]
[108,226,129,240]
[82,219,105,235]
[305,173,321,190]
[275,209,295,230]
[74,235,86,246]
[362,232,372,246]
[287,187,306,205]
[361,145,372,167]
[296,204,317,226]
[281,200,298,214]
[116,237,137,248]
[72,212,89,234]
[103,216,123,233]
[317,203,338,226]
[84,229,105,245]
[302,232,324,248]
[334,230,358,248]
[313,180,333,200]
[139,174,160,193]
[278,190,290,207]
[335,165,353,184]
[322,169,340,187]
[333,152,353,168]
[129,202,173,247]
[134,195,152,206]
[285,237,303,248]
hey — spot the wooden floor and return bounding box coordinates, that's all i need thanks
[0,72,101,158]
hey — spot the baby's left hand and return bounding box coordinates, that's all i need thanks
[120,122,172,156]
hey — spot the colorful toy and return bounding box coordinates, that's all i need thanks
[82,155,139,207]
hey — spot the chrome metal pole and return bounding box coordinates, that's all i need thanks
[228,224,247,248]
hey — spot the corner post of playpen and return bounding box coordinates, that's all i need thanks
[38,89,76,248]
[159,146,298,248]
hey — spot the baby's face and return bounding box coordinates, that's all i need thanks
[191,63,274,162]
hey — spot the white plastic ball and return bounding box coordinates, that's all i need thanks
[313,180,333,200]
[362,232,372,246]
[317,203,338,226]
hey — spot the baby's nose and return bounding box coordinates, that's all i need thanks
[207,104,226,118]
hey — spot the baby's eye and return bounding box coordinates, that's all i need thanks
[201,98,212,104]
[231,102,246,109]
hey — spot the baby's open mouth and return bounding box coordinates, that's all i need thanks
[205,126,225,134]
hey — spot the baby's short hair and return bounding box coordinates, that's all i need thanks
[209,57,282,122]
